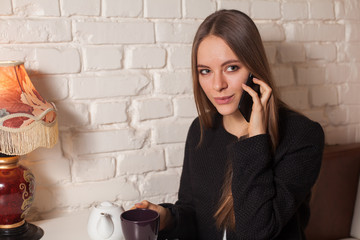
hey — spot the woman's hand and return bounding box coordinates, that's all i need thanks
[131,200,174,231]
[241,78,272,137]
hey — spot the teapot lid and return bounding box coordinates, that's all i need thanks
[99,202,114,207]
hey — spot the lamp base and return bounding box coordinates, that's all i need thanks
[0,221,44,240]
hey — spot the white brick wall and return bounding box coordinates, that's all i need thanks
[2,0,357,220]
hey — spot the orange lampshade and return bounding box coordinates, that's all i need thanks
[0,61,58,155]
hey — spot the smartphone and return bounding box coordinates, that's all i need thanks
[238,73,261,122]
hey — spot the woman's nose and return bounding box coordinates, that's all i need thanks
[213,72,227,91]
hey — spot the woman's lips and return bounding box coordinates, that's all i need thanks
[214,95,234,105]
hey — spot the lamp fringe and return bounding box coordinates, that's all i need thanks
[0,120,58,155]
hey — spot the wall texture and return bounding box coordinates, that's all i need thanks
[0,0,359,220]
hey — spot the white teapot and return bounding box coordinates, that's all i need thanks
[87,201,124,240]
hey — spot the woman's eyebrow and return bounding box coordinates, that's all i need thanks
[197,64,209,68]
[197,60,241,68]
[221,60,241,67]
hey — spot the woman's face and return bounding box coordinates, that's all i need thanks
[197,35,250,117]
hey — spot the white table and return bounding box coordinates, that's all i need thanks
[32,212,91,240]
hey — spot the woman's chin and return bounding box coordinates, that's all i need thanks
[215,106,239,116]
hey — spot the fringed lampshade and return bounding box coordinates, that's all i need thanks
[0,61,58,240]
[0,61,58,155]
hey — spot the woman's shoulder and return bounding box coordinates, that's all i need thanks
[278,107,324,145]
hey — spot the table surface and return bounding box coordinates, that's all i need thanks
[33,212,91,240]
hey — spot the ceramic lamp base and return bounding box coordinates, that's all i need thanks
[0,221,43,240]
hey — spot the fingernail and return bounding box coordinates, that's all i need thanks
[135,203,143,207]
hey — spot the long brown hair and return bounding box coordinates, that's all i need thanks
[191,9,282,230]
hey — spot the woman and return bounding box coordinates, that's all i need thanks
[134,9,324,240]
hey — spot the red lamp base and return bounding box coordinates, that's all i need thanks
[0,221,43,240]
[0,155,43,239]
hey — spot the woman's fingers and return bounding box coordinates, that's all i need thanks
[131,200,173,231]
[253,78,272,107]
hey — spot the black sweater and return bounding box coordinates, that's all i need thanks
[159,108,325,240]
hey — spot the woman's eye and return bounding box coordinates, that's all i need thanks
[227,65,239,72]
[199,69,210,75]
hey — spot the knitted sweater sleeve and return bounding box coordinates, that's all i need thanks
[158,120,199,240]
[229,120,324,239]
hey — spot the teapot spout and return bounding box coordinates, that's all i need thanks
[97,213,114,239]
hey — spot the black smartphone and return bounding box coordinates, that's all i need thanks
[238,73,261,122]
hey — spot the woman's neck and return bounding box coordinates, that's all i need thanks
[222,112,249,139]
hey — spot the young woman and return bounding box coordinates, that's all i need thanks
[134,9,324,240]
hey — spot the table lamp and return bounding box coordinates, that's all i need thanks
[0,61,58,239]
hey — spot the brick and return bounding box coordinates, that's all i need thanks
[344,0,360,20]
[0,19,71,43]
[153,120,192,144]
[349,63,360,83]
[0,0,12,15]
[324,125,356,145]
[305,43,337,61]
[284,23,345,42]
[54,179,139,207]
[154,71,193,95]
[296,66,325,85]
[91,101,128,125]
[279,88,309,110]
[13,0,60,16]
[22,156,71,187]
[256,23,285,42]
[310,85,338,107]
[309,0,335,20]
[0,47,30,62]
[282,1,308,20]
[169,45,192,69]
[73,156,116,182]
[71,73,150,99]
[61,0,100,16]
[102,0,142,17]
[31,186,57,212]
[339,84,360,105]
[26,142,65,162]
[155,21,200,43]
[72,129,145,155]
[140,171,180,196]
[302,109,328,126]
[183,0,216,19]
[348,106,360,124]
[345,43,360,61]
[118,149,165,175]
[251,0,280,20]
[83,46,122,71]
[218,0,250,16]
[144,0,181,18]
[31,75,69,101]
[165,194,178,204]
[346,22,360,41]
[335,0,344,19]
[272,66,295,87]
[35,48,80,74]
[74,21,155,44]
[165,144,184,167]
[278,43,306,63]
[135,98,173,121]
[125,46,166,69]
[173,96,197,118]
[55,101,89,127]
[326,106,348,125]
[326,63,351,83]
[264,44,277,64]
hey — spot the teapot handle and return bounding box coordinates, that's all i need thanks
[97,213,114,239]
